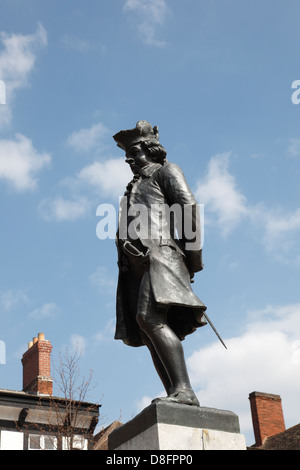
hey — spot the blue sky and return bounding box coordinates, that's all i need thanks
[1,0,300,446]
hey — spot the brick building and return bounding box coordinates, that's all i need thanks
[0,333,100,450]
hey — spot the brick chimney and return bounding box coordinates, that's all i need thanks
[21,332,53,395]
[249,391,286,447]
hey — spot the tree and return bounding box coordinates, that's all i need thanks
[51,346,100,450]
[17,346,100,450]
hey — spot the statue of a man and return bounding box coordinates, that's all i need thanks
[113,121,207,406]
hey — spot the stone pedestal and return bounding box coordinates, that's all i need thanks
[108,399,246,450]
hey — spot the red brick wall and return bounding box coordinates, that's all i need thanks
[249,391,286,447]
[22,336,53,395]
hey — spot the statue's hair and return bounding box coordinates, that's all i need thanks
[141,140,167,164]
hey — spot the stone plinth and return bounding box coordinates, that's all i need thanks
[108,399,246,450]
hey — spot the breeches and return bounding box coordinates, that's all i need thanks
[125,269,169,335]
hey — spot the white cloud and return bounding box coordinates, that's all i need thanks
[195,152,300,259]
[40,119,131,222]
[0,23,47,128]
[0,289,29,311]
[187,302,300,445]
[67,122,110,154]
[124,0,169,47]
[260,207,300,254]
[195,152,248,236]
[29,302,59,319]
[78,158,131,198]
[286,138,300,158]
[0,26,50,192]
[0,133,51,191]
[39,157,131,222]
[38,195,90,222]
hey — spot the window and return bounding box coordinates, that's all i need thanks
[29,434,40,450]
[44,435,57,450]
[62,435,88,450]
[0,431,23,450]
[28,434,57,450]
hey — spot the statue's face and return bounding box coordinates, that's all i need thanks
[125,143,151,174]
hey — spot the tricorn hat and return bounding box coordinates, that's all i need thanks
[113,120,160,151]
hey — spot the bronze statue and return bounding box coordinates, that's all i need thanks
[113,121,207,407]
